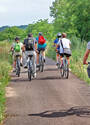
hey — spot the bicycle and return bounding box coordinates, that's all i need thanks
[58,56,69,79]
[38,50,45,72]
[87,62,90,78]
[16,54,21,77]
[27,52,34,81]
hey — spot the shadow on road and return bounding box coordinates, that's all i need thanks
[28,106,90,118]
[37,76,61,80]
[44,68,57,72]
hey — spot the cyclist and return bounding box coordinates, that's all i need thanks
[23,33,37,78]
[83,41,90,64]
[36,32,47,66]
[11,37,23,72]
[57,33,71,66]
[54,33,62,65]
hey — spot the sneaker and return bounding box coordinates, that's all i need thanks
[33,73,36,78]
[13,68,16,72]
[44,58,46,63]
[56,62,59,66]
[20,63,23,66]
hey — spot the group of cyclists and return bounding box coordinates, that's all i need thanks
[11,32,47,78]
[11,31,90,79]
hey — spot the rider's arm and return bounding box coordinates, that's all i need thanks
[34,39,38,52]
[83,49,90,65]
[83,42,90,65]
[35,43,37,52]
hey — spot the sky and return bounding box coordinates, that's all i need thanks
[0,0,54,26]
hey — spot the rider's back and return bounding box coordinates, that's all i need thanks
[62,38,71,49]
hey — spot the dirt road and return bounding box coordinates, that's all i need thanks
[4,58,90,125]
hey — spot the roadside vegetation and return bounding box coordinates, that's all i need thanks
[0,42,11,123]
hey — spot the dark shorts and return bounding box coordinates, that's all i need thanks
[56,51,60,54]
[59,53,71,57]
[38,48,46,51]
[64,53,71,57]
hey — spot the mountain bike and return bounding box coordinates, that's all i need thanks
[87,62,90,78]
[38,50,44,72]
[16,55,21,77]
[27,53,34,81]
[58,56,69,79]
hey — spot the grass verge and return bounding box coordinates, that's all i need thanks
[0,41,12,124]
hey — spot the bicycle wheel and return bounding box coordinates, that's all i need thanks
[59,65,64,78]
[64,59,69,79]
[16,59,20,77]
[28,61,32,81]
[40,56,44,72]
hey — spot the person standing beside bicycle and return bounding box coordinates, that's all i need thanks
[23,33,37,78]
[36,32,47,66]
[57,33,71,66]
[11,37,23,72]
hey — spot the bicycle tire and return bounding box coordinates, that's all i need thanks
[60,65,64,78]
[40,56,44,72]
[28,60,32,81]
[16,59,20,77]
[64,59,69,79]
[28,71,31,81]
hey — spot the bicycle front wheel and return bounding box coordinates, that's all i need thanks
[28,71,31,81]
[16,59,20,77]
[28,61,32,81]
[40,56,44,72]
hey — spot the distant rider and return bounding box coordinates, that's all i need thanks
[11,37,23,72]
[23,33,37,78]
[36,32,47,66]
[57,33,71,66]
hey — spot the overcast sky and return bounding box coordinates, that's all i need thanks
[0,0,54,26]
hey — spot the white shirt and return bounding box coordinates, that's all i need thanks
[87,42,90,50]
[62,38,71,49]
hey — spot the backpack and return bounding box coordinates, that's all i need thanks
[38,36,46,44]
[25,38,34,51]
[14,43,21,52]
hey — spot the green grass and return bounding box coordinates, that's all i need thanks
[0,41,11,123]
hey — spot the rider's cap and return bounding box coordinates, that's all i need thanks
[39,32,42,36]
[15,37,19,41]
[28,33,32,37]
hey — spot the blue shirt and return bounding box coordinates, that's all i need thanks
[54,38,60,51]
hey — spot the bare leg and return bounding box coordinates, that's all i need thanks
[42,51,45,59]
[60,56,63,65]
[37,53,39,65]
[56,53,59,63]
[67,57,70,65]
